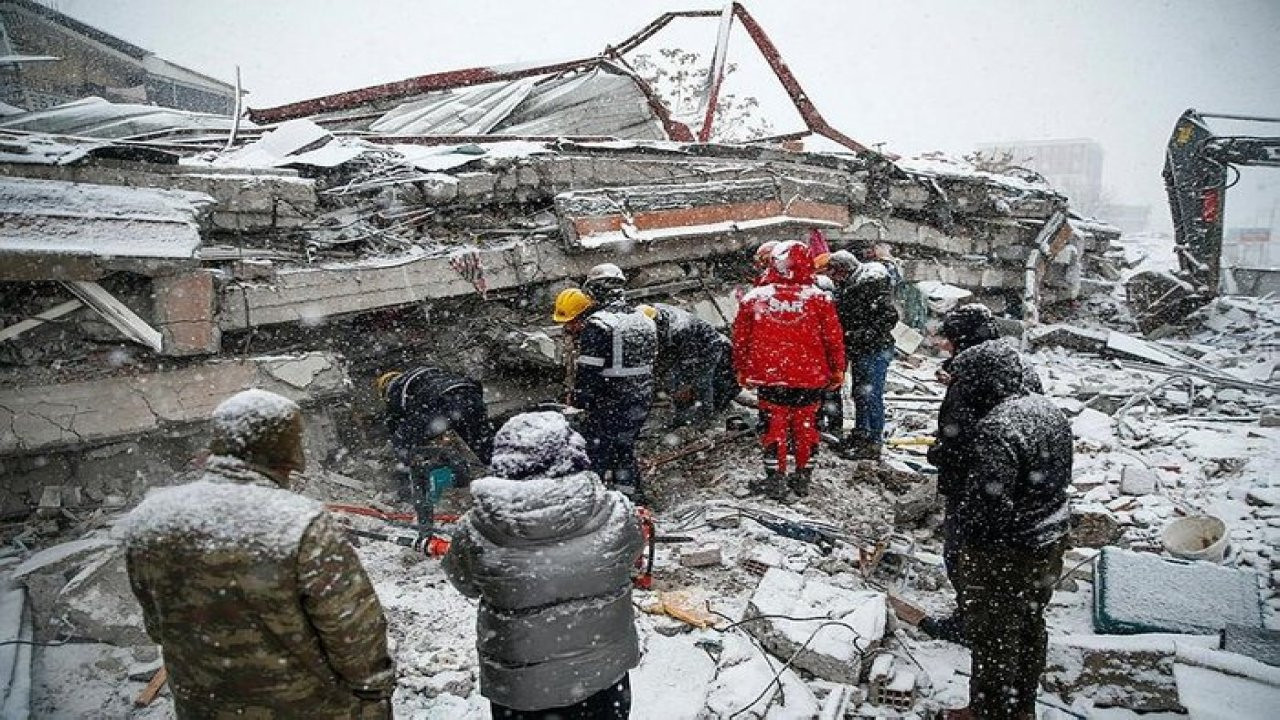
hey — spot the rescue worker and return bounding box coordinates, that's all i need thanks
[906,341,1071,720]
[582,262,629,305]
[376,366,495,538]
[120,389,395,719]
[639,302,738,427]
[734,240,845,499]
[443,411,643,720]
[553,285,657,502]
[831,255,900,460]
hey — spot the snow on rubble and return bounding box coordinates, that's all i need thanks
[2,292,1279,718]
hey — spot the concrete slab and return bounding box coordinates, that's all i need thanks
[1043,633,1217,711]
[1094,547,1263,635]
[744,568,885,684]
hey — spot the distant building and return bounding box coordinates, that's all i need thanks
[1099,202,1152,235]
[0,0,236,113]
[977,138,1105,216]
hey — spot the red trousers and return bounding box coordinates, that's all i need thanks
[758,399,820,473]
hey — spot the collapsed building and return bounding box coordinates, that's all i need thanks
[0,3,1120,517]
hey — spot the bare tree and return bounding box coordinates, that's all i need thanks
[630,49,773,142]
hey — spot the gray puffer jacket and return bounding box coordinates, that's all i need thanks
[442,412,642,711]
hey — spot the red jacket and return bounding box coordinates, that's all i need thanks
[733,242,846,390]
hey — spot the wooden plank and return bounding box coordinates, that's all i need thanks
[0,299,82,343]
[62,281,162,352]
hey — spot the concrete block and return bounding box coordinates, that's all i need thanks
[152,271,219,356]
[455,172,496,199]
[51,548,148,646]
[679,545,723,568]
[1043,633,1216,711]
[893,477,939,525]
[1026,324,1109,353]
[1120,466,1159,496]
[1070,505,1124,548]
[1259,407,1280,428]
[744,568,885,684]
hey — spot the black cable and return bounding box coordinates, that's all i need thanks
[0,639,73,647]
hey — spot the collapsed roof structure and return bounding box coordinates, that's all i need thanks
[0,3,1119,515]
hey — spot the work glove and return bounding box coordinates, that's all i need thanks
[826,372,845,390]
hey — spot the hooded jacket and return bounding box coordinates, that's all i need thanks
[835,261,899,356]
[928,341,1072,548]
[120,455,395,720]
[442,412,643,711]
[734,241,846,389]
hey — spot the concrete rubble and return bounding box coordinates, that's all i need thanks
[2,6,1277,720]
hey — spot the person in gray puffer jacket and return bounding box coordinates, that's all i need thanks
[442,411,643,719]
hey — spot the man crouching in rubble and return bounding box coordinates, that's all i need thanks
[119,389,396,719]
[906,338,1071,720]
[443,411,643,720]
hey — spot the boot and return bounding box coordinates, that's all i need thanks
[850,442,882,461]
[748,469,787,501]
[788,467,812,497]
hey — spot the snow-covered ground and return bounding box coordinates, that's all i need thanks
[11,292,1280,719]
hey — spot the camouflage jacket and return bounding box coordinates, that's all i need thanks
[119,455,395,719]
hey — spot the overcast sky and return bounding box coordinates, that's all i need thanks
[50,0,1280,228]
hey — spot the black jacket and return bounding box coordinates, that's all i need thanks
[573,301,657,418]
[835,263,898,356]
[386,366,494,463]
[651,303,727,376]
[928,341,1070,547]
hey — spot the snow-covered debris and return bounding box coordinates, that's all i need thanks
[1094,547,1263,635]
[1173,644,1280,720]
[1042,633,1217,711]
[743,568,886,684]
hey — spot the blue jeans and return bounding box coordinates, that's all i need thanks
[850,348,892,441]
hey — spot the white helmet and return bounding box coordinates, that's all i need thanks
[586,263,626,283]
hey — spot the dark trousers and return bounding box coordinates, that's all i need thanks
[959,539,1066,720]
[490,674,631,720]
[581,402,649,495]
[919,533,968,645]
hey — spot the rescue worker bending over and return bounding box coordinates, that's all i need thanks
[376,366,495,537]
[640,302,738,428]
[554,284,657,504]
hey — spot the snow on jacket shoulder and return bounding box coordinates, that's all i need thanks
[953,394,1073,547]
[734,282,845,389]
[442,412,643,712]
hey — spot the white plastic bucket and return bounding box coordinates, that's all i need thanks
[1161,515,1229,563]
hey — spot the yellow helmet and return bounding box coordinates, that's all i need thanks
[553,288,593,323]
[374,371,403,400]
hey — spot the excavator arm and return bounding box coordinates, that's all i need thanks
[1129,109,1280,332]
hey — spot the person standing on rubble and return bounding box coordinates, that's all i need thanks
[734,240,845,499]
[376,366,495,538]
[554,271,658,503]
[443,411,643,720]
[119,389,396,719]
[639,302,738,427]
[903,340,1070,720]
[829,250,900,460]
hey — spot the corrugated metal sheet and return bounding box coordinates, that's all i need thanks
[365,66,665,140]
[0,97,238,139]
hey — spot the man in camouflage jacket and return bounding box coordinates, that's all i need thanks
[119,389,396,719]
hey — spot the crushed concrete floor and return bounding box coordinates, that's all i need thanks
[4,288,1280,719]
